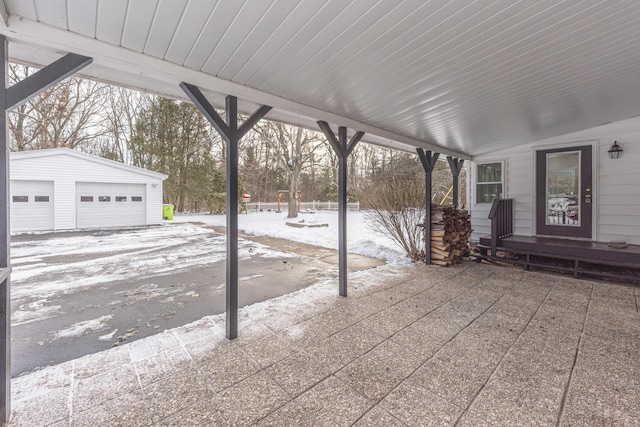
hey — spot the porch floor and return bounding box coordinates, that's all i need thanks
[9,262,640,426]
[478,235,640,281]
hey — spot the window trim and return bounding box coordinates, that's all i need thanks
[474,160,506,205]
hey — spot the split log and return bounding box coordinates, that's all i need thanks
[422,204,472,267]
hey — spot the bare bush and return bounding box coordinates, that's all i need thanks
[364,173,426,261]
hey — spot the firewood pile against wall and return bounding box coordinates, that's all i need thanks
[427,205,472,266]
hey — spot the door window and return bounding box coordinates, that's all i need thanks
[546,151,580,226]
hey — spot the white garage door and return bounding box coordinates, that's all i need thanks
[76,182,146,229]
[10,180,54,232]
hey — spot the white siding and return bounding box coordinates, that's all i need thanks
[469,116,640,244]
[146,182,163,225]
[54,180,76,230]
[10,149,165,231]
[469,148,534,240]
[596,135,640,243]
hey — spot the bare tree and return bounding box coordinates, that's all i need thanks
[91,86,153,162]
[254,122,324,218]
[364,157,426,261]
[7,64,110,152]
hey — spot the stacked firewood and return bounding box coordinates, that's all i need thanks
[427,205,472,266]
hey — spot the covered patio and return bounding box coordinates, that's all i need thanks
[2,1,640,424]
[9,262,640,426]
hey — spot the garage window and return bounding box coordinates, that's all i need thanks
[80,196,93,202]
[99,196,111,202]
[35,196,50,202]
[13,196,28,202]
[116,196,127,202]
[132,196,143,202]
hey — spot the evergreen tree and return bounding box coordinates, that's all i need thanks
[129,98,222,212]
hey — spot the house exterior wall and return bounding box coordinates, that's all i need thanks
[10,150,165,230]
[468,117,640,244]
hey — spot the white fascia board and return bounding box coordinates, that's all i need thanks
[0,17,470,160]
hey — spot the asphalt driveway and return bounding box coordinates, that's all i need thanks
[10,222,384,377]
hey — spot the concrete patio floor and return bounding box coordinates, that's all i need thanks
[8,261,640,426]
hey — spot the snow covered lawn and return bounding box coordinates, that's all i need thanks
[173,210,407,263]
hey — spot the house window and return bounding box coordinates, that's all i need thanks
[80,196,93,202]
[35,196,50,202]
[12,196,28,202]
[99,196,111,202]
[116,196,127,202]
[132,196,143,202]
[476,161,504,203]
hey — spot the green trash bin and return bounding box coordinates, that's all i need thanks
[163,204,174,220]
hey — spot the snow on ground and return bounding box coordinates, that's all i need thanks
[12,300,61,327]
[10,210,407,326]
[10,222,294,302]
[52,315,114,340]
[173,210,407,263]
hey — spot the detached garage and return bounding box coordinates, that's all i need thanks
[10,148,167,232]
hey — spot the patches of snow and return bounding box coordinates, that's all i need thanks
[119,283,183,302]
[10,257,44,266]
[238,274,264,282]
[98,329,118,342]
[10,222,301,302]
[52,315,113,340]
[12,300,61,326]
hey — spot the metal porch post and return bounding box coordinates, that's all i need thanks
[0,36,92,422]
[417,149,439,265]
[225,96,239,340]
[180,83,270,339]
[317,121,364,297]
[447,156,464,208]
[0,36,9,425]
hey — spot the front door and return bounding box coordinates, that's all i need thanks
[535,145,592,239]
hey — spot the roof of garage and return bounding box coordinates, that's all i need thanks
[11,148,168,180]
[2,1,640,159]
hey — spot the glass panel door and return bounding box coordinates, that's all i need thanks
[546,151,580,227]
[536,146,592,239]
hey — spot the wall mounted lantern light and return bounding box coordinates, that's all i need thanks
[608,141,623,159]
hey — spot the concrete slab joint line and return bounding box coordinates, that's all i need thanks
[8,263,640,426]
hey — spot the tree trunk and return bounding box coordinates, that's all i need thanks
[287,169,298,218]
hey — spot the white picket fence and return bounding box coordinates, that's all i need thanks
[245,201,360,212]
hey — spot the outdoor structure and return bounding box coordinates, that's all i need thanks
[1,1,640,422]
[10,148,166,232]
[468,117,640,280]
[468,117,640,245]
[276,190,301,213]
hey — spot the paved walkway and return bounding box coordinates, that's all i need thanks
[9,262,640,426]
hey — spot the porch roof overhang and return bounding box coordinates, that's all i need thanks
[2,1,640,159]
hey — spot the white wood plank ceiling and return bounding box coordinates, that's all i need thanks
[2,0,640,158]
